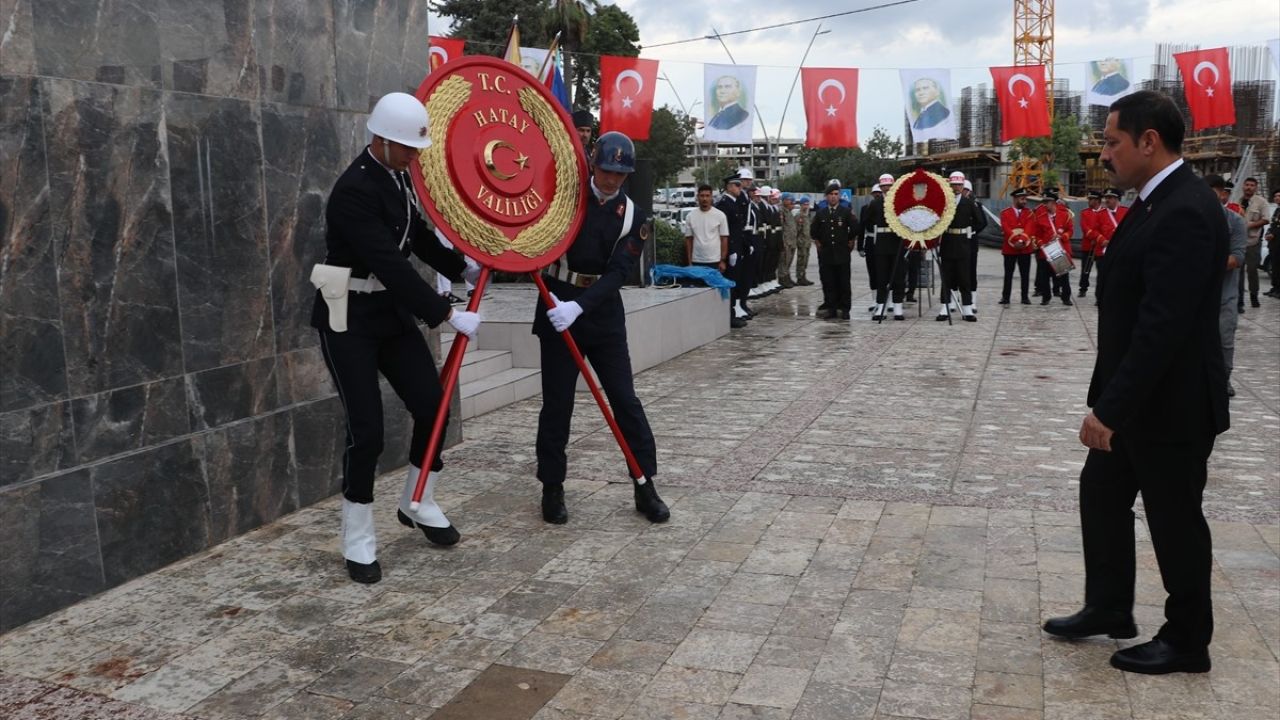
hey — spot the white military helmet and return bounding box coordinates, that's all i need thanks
[878,173,895,186]
[948,170,966,185]
[963,180,973,192]
[738,166,755,180]
[367,92,432,149]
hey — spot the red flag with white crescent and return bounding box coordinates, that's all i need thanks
[801,67,859,148]
[600,56,659,140]
[1173,47,1235,130]
[428,36,466,74]
[990,65,1051,142]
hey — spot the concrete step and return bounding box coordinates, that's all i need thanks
[460,367,542,419]
[458,349,512,385]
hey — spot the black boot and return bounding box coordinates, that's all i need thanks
[633,478,670,523]
[542,482,568,524]
[345,560,382,584]
[1251,292,1260,308]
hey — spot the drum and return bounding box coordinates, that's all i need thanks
[1042,241,1074,277]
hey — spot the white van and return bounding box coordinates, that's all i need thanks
[670,188,697,207]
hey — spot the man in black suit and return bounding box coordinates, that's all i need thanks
[1042,91,1230,674]
[310,92,483,583]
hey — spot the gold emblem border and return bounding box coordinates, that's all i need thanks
[884,170,957,249]
[418,76,582,258]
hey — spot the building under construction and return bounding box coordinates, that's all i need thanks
[902,42,1279,198]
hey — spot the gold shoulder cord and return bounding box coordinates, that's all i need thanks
[419,77,582,258]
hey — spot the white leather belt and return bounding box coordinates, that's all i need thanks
[349,276,386,293]
[945,229,969,235]
[875,226,892,232]
[546,262,599,288]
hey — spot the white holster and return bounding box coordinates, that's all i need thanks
[311,264,351,333]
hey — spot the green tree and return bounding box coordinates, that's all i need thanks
[574,4,640,108]
[634,106,694,187]
[545,0,593,101]
[434,0,552,49]
[1009,115,1084,187]
[793,126,903,192]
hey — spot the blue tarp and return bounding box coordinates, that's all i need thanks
[650,264,735,299]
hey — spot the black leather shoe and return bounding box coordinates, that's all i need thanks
[935,314,948,321]
[1250,294,1260,308]
[1043,607,1138,639]
[1110,638,1210,674]
[998,297,1010,305]
[1040,297,1052,305]
[1021,296,1032,305]
[1078,287,1087,297]
[1062,297,1073,306]
[963,315,977,322]
[633,479,670,523]
[397,509,460,546]
[820,309,837,319]
[893,314,905,321]
[542,483,568,524]
[345,559,382,584]
[730,317,748,329]
[840,310,851,319]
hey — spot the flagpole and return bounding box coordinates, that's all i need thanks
[776,24,830,162]
[538,31,563,84]
[709,27,773,180]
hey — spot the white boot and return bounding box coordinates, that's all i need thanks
[733,301,749,318]
[892,302,905,319]
[399,465,460,546]
[871,303,885,320]
[341,499,380,583]
[962,304,976,321]
[935,303,950,321]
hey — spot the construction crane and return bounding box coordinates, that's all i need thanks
[1004,0,1054,195]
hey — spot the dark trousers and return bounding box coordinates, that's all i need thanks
[739,242,759,300]
[761,232,781,288]
[864,242,878,291]
[535,330,657,484]
[1079,435,1215,649]
[969,243,979,292]
[1053,271,1072,300]
[1034,254,1052,298]
[874,251,906,304]
[1240,244,1261,300]
[1002,254,1031,300]
[819,260,851,311]
[318,327,446,504]
[906,251,922,296]
[939,256,971,306]
[1079,254,1095,292]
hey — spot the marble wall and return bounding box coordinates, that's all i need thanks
[0,0,456,631]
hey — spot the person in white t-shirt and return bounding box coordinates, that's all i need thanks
[683,184,730,272]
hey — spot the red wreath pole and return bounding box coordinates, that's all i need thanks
[530,272,646,481]
[410,266,492,510]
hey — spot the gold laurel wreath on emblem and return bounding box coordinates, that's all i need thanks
[884,171,958,250]
[418,76,581,257]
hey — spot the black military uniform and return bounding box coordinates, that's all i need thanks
[534,132,667,525]
[865,195,908,314]
[938,191,981,321]
[968,192,988,306]
[810,190,858,318]
[859,193,881,300]
[760,198,782,291]
[311,147,466,504]
[716,178,749,324]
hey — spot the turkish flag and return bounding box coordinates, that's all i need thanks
[801,68,859,148]
[600,56,659,140]
[1174,47,1235,130]
[991,65,1051,142]
[428,37,465,74]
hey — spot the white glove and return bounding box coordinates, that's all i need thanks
[748,245,755,255]
[447,310,482,340]
[728,253,738,267]
[463,262,481,287]
[546,294,583,332]
[858,249,866,257]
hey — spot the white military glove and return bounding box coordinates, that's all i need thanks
[728,253,738,267]
[447,310,482,340]
[748,244,755,255]
[463,262,482,287]
[546,294,583,332]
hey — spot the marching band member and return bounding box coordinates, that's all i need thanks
[999,188,1037,305]
[1078,190,1104,297]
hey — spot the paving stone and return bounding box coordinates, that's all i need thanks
[644,666,743,706]
[588,640,676,675]
[668,629,767,674]
[189,660,321,719]
[502,632,603,675]
[378,662,479,708]
[876,679,972,720]
[260,691,354,720]
[307,656,412,702]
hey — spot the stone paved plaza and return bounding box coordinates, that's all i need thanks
[2,252,1278,720]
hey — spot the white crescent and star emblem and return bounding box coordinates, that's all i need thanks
[1008,73,1035,109]
[817,78,846,117]
[429,46,449,68]
[1192,60,1220,96]
[615,69,644,109]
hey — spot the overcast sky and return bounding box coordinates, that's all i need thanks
[429,1,1278,144]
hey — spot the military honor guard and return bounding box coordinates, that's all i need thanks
[810,182,859,319]
[962,179,987,313]
[999,188,1037,304]
[534,132,669,526]
[716,173,750,326]
[866,176,907,321]
[936,172,980,321]
[858,180,886,309]
[310,92,484,584]
[1078,190,1104,297]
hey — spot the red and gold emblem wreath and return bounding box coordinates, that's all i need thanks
[885,169,956,249]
